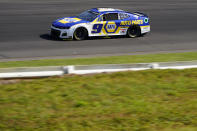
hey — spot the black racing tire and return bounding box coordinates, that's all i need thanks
[73,27,88,40]
[127,25,141,38]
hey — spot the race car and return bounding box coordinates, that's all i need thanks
[51,8,150,40]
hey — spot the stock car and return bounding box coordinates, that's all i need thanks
[51,8,150,40]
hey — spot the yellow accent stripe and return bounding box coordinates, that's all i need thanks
[102,21,107,35]
[115,27,121,34]
[140,25,150,28]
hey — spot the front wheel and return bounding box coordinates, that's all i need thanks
[73,27,88,40]
[127,25,141,38]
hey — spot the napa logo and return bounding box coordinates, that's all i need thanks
[104,22,117,33]
[107,24,116,29]
[59,18,81,24]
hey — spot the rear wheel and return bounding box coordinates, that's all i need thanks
[127,25,141,38]
[73,27,88,40]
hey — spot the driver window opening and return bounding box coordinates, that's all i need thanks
[103,13,119,21]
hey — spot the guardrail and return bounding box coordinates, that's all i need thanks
[0,61,197,79]
[0,66,65,79]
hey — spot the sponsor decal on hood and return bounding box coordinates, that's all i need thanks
[58,18,82,24]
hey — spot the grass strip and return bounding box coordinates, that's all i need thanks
[0,69,197,130]
[0,52,197,68]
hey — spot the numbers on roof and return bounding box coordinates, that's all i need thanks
[97,8,122,12]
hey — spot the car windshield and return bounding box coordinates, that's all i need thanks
[77,10,99,22]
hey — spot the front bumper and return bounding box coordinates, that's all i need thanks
[50,26,73,39]
[140,25,150,34]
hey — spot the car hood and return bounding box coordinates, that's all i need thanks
[52,17,88,28]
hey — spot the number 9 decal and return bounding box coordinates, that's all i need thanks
[92,24,103,33]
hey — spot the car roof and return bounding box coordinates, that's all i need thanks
[90,8,125,13]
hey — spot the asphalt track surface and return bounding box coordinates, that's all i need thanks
[0,0,197,60]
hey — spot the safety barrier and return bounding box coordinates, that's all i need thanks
[0,61,197,79]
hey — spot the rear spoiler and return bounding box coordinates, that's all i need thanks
[133,12,148,17]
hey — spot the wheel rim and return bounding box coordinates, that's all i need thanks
[129,27,137,36]
[75,28,85,39]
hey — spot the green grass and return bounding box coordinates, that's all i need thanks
[0,52,197,68]
[1,69,197,130]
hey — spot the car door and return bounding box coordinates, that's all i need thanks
[90,13,121,36]
[102,13,122,35]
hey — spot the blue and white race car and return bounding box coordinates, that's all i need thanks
[51,8,150,40]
